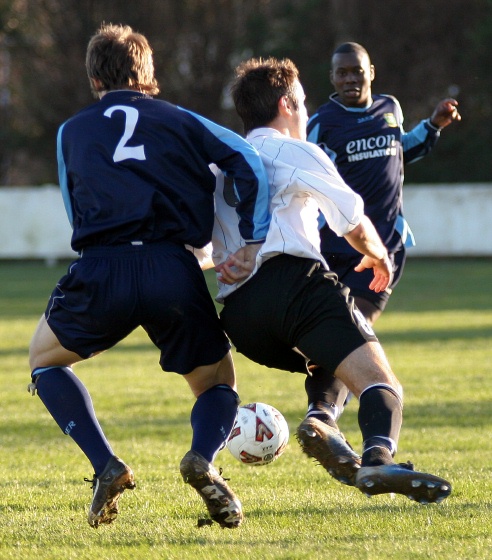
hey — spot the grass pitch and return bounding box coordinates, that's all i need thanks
[0,258,491,559]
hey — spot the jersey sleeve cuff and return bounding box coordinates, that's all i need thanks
[425,118,442,133]
[244,238,266,245]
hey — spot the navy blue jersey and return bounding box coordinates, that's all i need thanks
[307,93,440,253]
[57,90,270,252]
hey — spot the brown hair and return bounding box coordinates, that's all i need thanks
[231,57,299,134]
[86,23,160,96]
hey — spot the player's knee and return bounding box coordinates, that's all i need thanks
[216,352,236,388]
[184,355,236,397]
[28,344,43,371]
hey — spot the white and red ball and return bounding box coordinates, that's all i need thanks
[226,402,289,465]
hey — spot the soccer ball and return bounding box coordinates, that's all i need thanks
[226,402,289,466]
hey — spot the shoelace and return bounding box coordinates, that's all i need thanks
[395,461,415,471]
[84,475,96,488]
[218,467,230,482]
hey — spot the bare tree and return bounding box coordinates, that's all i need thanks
[0,0,491,184]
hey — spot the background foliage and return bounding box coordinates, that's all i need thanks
[1,0,491,185]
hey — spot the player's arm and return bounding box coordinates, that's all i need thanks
[284,145,392,293]
[344,216,393,293]
[306,112,320,143]
[186,239,258,283]
[403,98,461,164]
[57,123,75,228]
[215,243,262,285]
[429,98,461,129]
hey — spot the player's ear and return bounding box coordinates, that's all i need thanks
[329,70,335,86]
[370,65,375,82]
[278,95,291,116]
[90,77,101,89]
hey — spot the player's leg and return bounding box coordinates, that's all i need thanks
[304,366,349,424]
[29,251,141,527]
[339,246,406,413]
[325,253,388,411]
[221,256,363,485]
[143,244,243,528]
[296,366,362,485]
[144,245,239,464]
[179,352,243,528]
[303,247,402,421]
[29,315,136,527]
[294,267,450,502]
[297,305,401,464]
[333,340,403,465]
[29,315,115,471]
[287,264,373,484]
[179,352,243,529]
[183,351,239,463]
[335,342,451,503]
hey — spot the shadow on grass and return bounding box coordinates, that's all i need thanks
[289,398,492,431]
[2,320,491,360]
[0,342,157,359]
[377,323,492,344]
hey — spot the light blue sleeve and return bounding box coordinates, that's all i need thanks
[56,123,74,228]
[402,119,440,164]
[307,117,337,163]
[178,107,271,242]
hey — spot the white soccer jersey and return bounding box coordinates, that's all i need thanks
[212,127,364,302]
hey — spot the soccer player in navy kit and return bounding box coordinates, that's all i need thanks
[303,42,461,466]
[308,42,461,326]
[28,24,270,529]
[211,57,451,505]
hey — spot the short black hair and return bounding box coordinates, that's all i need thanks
[332,42,370,65]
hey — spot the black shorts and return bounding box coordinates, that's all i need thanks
[45,242,230,374]
[220,254,378,375]
[323,245,407,311]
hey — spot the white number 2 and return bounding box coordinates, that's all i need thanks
[104,105,146,163]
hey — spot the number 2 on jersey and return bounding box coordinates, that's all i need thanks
[104,105,146,162]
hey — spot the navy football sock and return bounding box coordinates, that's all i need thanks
[305,368,349,423]
[190,384,240,463]
[32,366,114,475]
[358,384,403,466]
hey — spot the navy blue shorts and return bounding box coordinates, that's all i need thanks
[220,255,378,375]
[45,242,230,374]
[323,245,407,311]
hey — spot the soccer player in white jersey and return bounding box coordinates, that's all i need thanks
[211,57,451,504]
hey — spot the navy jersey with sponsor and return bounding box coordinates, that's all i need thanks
[57,90,270,252]
[307,93,440,253]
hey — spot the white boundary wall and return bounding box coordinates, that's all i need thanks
[0,184,491,259]
[402,184,492,256]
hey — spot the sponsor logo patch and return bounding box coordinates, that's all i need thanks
[384,113,398,127]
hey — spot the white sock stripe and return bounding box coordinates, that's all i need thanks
[363,439,398,455]
[359,383,403,405]
[31,365,75,378]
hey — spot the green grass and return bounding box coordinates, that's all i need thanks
[1,258,491,559]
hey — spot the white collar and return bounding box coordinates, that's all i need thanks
[246,127,286,140]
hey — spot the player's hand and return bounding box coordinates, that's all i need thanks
[430,98,461,129]
[215,243,261,285]
[354,254,393,293]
